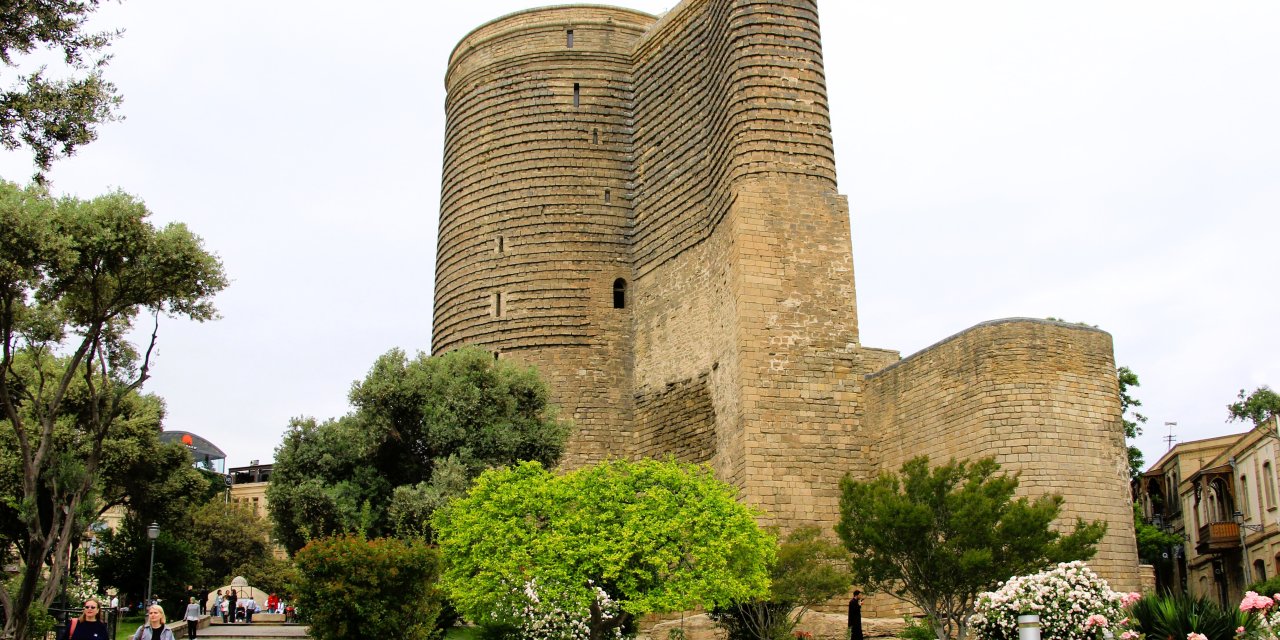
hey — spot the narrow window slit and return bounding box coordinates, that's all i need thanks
[573,83,580,107]
[613,278,626,309]
[566,30,574,48]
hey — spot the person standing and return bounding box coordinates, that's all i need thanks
[242,596,255,624]
[132,604,176,640]
[226,590,237,623]
[847,590,864,640]
[266,593,279,615]
[211,591,222,623]
[184,597,201,639]
[69,598,109,640]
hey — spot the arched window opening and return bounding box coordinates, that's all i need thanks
[612,278,626,309]
[1265,461,1277,508]
[1242,475,1251,516]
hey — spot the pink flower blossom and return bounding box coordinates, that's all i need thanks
[1121,632,1139,640]
[1084,614,1109,629]
[1240,590,1275,612]
[1188,633,1208,640]
[1120,591,1142,607]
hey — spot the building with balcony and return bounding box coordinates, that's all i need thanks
[1139,417,1280,606]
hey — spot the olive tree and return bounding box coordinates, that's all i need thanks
[0,180,226,639]
[836,456,1106,640]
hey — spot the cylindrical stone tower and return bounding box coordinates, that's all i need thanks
[434,6,657,466]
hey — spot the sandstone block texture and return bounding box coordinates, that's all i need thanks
[432,0,1140,599]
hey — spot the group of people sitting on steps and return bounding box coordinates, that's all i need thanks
[211,588,260,623]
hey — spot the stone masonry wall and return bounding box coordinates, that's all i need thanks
[435,7,655,466]
[433,0,1142,603]
[629,0,837,278]
[863,319,1141,606]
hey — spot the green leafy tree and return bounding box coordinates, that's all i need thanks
[229,556,298,599]
[0,1,123,181]
[267,347,570,553]
[82,440,220,607]
[0,180,227,639]
[89,514,205,618]
[187,499,273,588]
[1119,366,1148,479]
[835,456,1106,640]
[1133,504,1183,566]
[433,459,774,640]
[710,526,853,640]
[292,535,442,640]
[1227,386,1280,428]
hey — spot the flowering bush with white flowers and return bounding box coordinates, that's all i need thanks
[496,578,626,640]
[969,561,1141,640]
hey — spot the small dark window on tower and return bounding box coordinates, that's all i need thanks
[566,30,574,48]
[496,235,505,254]
[492,292,504,317]
[604,189,611,203]
[613,278,626,309]
[592,128,599,144]
[573,83,580,107]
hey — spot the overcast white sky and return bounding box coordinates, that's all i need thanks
[2,1,1276,472]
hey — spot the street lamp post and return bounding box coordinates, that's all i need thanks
[145,522,160,604]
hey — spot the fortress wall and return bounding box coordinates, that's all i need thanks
[629,0,837,279]
[435,7,655,466]
[727,177,864,528]
[863,319,1140,593]
[631,226,743,482]
[627,0,852,493]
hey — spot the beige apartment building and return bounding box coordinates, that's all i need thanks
[1138,417,1280,606]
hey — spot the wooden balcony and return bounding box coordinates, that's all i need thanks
[1197,521,1241,553]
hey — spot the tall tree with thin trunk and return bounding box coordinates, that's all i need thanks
[0,180,226,639]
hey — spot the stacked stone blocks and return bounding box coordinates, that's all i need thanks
[432,0,1140,605]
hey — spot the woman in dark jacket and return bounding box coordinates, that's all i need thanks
[68,597,109,640]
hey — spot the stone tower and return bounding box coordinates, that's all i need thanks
[433,0,1140,598]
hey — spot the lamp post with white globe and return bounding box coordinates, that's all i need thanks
[145,522,160,604]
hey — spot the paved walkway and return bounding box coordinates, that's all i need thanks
[196,623,308,638]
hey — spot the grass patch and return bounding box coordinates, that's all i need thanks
[113,615,144,640]
[444,627,482,640]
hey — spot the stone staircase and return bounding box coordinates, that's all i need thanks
[183,616,307,640]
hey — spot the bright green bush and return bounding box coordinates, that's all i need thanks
[293,535,443,640]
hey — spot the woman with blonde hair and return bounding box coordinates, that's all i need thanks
[68,597,109,640]
[132,604,176,640]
